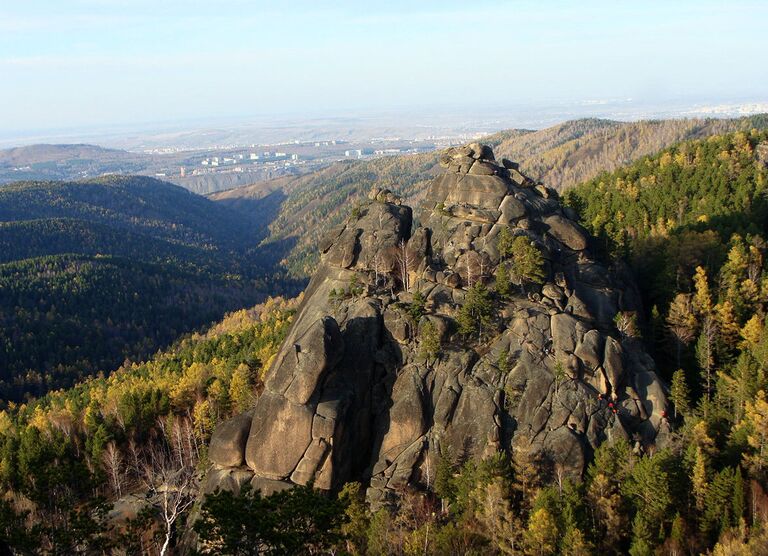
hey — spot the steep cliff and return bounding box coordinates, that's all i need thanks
[202,143,671,507]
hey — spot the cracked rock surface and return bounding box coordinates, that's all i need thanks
[201,143,671,505]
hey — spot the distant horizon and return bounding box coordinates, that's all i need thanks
[1,94,767,152]
[2,0,767,143]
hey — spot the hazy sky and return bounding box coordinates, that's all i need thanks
[2,0,767,133]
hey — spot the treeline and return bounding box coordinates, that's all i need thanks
[0,297,296,553]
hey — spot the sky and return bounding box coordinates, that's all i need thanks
[1,0,767,134]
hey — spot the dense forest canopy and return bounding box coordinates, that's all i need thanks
[0,176,301,404]
[0,297,297,553]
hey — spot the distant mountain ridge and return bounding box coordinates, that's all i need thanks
[0,143,137,165]
[489,115,768,189]
[0,144,149,183]
[212,115,768,276]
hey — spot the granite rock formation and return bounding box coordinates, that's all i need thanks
[201,143,671,506]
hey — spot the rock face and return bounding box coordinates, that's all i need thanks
[202,145,671,506]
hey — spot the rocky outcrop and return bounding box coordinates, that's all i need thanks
[202,144,671,507]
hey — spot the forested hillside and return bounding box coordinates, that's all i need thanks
[490,114,768,190]
[0,176,299,403]
[213,115,768,277]
[0,297,297,553]
[214,154,440,275]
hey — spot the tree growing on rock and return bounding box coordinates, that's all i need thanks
[419,320,441,361]
[457,283,495,341]
[494,263,512,298]
[497,226,515,262]
[510,236,545,291]
[394,240,418,292]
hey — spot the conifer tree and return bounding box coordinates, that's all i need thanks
[523,508,558,556]
[693,266,713,316]
[670,369,690,418]
[457,283,495,341]
[560,527,592,556]
[742,390,768,478]
[510,236,546,291]
[419,320,441,360]
[495,263,512,298]
[497,226,515,261]
[667,293,697,368]
[692,446,708,512]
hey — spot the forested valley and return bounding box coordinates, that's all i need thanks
[2,128,768,554]
[0,176,302,404]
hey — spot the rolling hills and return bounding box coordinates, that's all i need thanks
[212,115,768,277]
[0,144,150,183]
[0,176,298,403]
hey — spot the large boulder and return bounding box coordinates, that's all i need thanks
[244,391,314,479]
[544,214,588,251]
[208,410,254,468]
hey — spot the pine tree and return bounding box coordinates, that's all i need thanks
[693,266,713,316]
[721,237,749,314]
[628,513,654,556]
[510,236,546,291]
[408,290,426,321]
[732,467,745,525]
[715,301,740,357]
[495,263,512,298]
[560,527,592,556]
[586,472,625,552]
[512,435,542,512]
[338,482,370,555]
[476,478,523,554]
[523,508,558,556]
[702,468,737,539]
[668,513,687,556]
[497,226,515,261]
[621,453,672,535]
[742,390,768,478]
[667,293,697,368]
[228,363,254,413]
[670,369,690,418]
[419,320,441,360]
[457,283,495,341]
[692,446,708,512]
[696,319,716,404]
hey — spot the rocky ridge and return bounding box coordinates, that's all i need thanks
[202,143,671,506]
